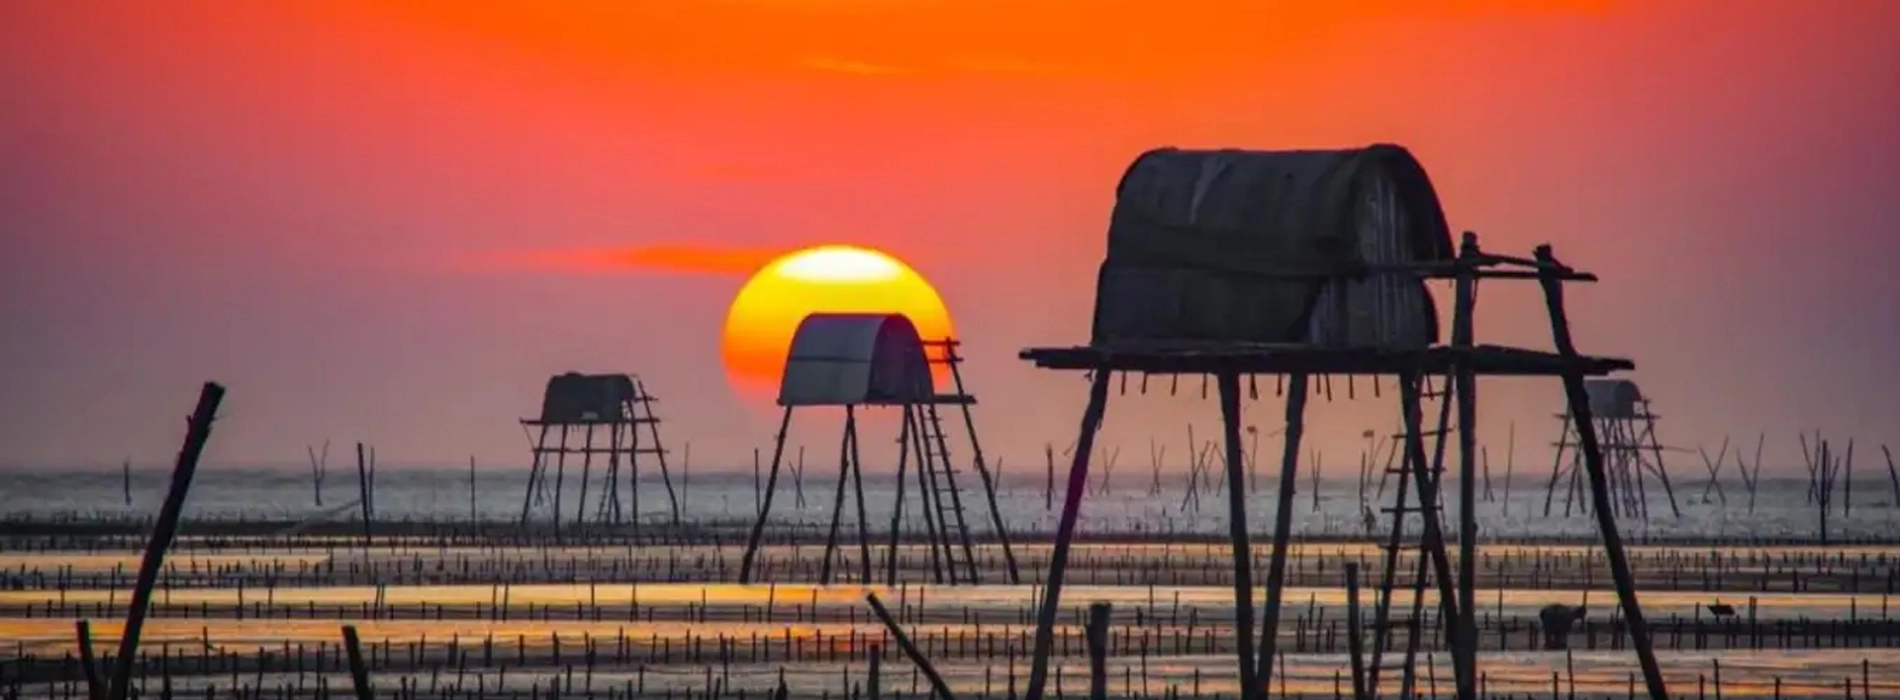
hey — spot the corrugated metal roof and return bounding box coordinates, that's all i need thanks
[778,313,935,407]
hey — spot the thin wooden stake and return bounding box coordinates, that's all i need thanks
[1217,372,1259,697]
[866,593,957,700]
[105,382,224,700]
[1025,370,1112,700]
[1346,564,1369,700]
[1535,245,1669,700]
[76,620,103,700]
[1086,603,1111,700]
[341,625,373,700]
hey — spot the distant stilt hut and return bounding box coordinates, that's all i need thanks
[738,312,1017,586]
[1543,378,1683,520]
[519,372,681,532]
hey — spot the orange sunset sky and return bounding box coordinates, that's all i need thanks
[2,0,1897,475]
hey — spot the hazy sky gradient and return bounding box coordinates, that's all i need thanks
[3,0,1897,476]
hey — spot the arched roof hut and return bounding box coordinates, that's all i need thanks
[1582,379,1647,420]
[1093,144,1454,350]
[778,313,936,407]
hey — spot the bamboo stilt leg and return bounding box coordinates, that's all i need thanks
[738,407,795,583]
[1023,370,1112,700]
[1254,373,1310,691]
[1217,372,1258,697]
[1535,244,1670,700]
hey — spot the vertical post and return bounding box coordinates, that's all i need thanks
[1535,245,1670,700]
[1452,232,1480,700]
[887,407,914,585]
[848,406,874,584]
[821,430,851,583]
[1883,445,1900,507]
[106,382,224,700]
[1024,370,1113,700]
[1086,603,1112,700]
[1346,563,1369,700]
[632,422,645,531]
[739,407,796,583]
[605,418,624,524]
[341,625,374,700]
[356,442,373,548]
[552,426,569,538]
[1045,446,1055,511]
[76,620,103,700]
[576,426,596,525]
[1255,373,1310,692]
[520,425,550,525]
[469,456,478,522]
[1217,372,1259,697]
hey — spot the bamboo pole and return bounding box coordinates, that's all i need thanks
[341,625,373,700]
[866,593,957,700]
[1254,373,1310,693]
[76,620,102,700]
[1024,370,1112,700]
[1217,372,1258,696]
[1086,603,1111,700]
[1346,563,1369,700]
[105,381,224,700]
[1535,244,1669,700]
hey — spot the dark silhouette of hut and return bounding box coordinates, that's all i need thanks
[1016,144,1671,700]
[1092,145,1453,350]
[739,313,1016,587]
[519,372,679,530]
[1545,377,1682,520]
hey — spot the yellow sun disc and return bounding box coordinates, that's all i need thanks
[720,245,955,401]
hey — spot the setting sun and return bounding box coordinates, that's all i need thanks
[720,245,955,401]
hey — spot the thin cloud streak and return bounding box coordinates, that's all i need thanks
[462,244,789,276]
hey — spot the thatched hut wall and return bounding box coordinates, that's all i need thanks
[1091,144,1455,349]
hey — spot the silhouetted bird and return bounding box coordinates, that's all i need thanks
[1706,602,1736,617]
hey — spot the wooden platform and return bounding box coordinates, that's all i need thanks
[781,393,977,408]
[1019,342,1632,377]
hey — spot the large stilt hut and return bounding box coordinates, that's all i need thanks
[1016,145,1672,700]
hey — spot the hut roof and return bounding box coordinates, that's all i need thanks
[1581,378,1647,419]
[1092,144,1454,349]
[778,313,936,407]
[536,372,645,423]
